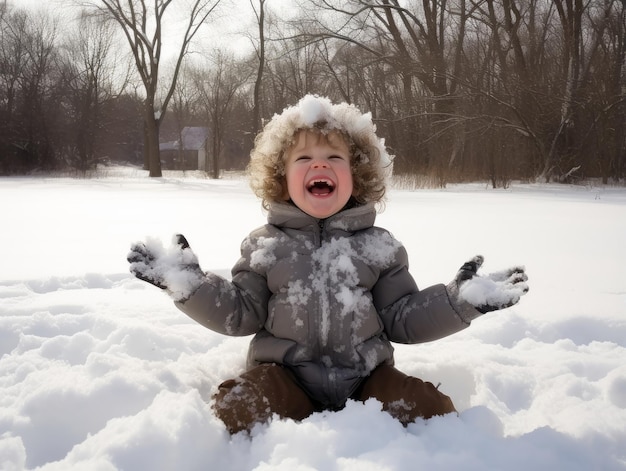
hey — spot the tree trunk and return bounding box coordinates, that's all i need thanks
[144,110,162,177]
[618,0,626,180]
[539,0,583,182]
[142,121,150,171]
[252,0,266,136]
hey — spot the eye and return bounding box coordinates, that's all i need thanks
[329,155,345,161]
[295,155,311,162]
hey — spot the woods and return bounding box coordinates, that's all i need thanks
[0,0,624,186]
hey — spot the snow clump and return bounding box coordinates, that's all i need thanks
[254,94,392,168]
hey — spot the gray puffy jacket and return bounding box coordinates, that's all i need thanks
[176,201,479,407]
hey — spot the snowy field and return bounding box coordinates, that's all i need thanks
[1,167,625,470]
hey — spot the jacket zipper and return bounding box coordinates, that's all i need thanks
[316,218,336,403]
[314,218,324,359]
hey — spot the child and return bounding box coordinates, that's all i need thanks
[128,95,529,434]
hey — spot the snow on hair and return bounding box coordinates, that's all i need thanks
[248,94,393,210]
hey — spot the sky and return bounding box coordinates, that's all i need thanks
[1,166,625,470]
[8,0,276,59]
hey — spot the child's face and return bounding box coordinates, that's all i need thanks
[284,130,353,219]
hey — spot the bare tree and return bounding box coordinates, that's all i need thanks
[0,6,59,171]
[617,0,626,181]
[1,0,624,183]
[192,50,250,178]
[168,65,201,170]
[288,0,474,183]
[474,0,618,182]
[59,12,130,171]
[0,8,27,129]
[84,0,222,177]
[250,0,266,135]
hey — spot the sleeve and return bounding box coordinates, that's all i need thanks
[173,233,271,337]
[372,244,480,344]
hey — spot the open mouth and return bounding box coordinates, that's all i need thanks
[307,179,335,196]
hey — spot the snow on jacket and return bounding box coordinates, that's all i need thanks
[176,201,479,407]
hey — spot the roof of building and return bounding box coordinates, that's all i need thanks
[160,127,208,151]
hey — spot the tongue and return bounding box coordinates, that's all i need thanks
[310,183,332,196]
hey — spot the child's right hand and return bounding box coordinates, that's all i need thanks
[127,234,205,302]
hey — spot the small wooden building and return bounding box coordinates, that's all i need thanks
[159,127,210,171]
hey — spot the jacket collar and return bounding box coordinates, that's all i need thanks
[267,201,376,233]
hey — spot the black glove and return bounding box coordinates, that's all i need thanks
[448,255,529,313]
[127,234,204,301]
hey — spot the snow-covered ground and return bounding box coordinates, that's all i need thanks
[1,167,625,470]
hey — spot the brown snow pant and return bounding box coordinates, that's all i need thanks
[212,363,456,434]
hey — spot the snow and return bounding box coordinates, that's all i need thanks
[1,167,626,470]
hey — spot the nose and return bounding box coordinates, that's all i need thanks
[311,159,329,169]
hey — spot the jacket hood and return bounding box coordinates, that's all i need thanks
[254,95,392,168]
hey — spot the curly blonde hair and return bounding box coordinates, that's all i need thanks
[248,95,393,210]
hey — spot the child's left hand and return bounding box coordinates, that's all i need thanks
[447,255,529,313]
